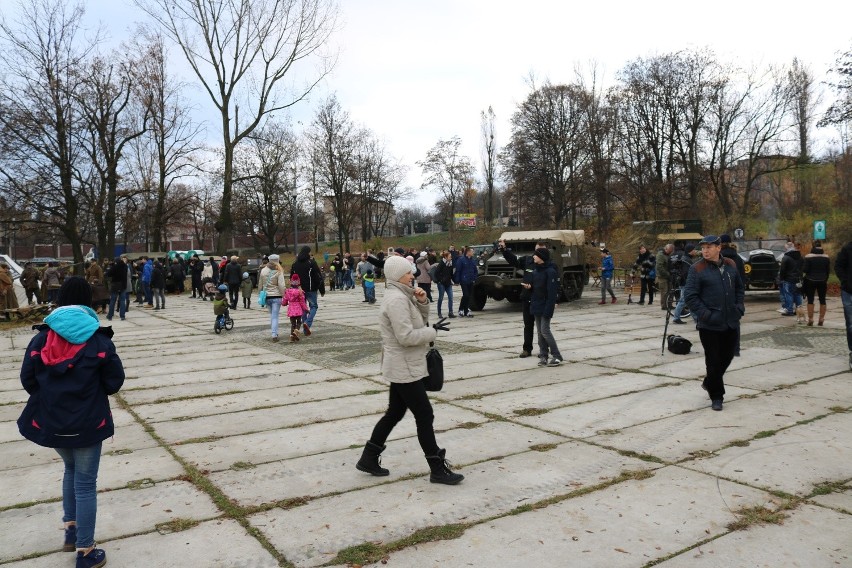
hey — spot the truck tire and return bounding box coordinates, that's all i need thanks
[471,285,487,311]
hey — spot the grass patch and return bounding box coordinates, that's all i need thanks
[688,450,715,459]
[810,480,848,497]
[104,448,134,456]
[753,430,777,439]
[155,518,200,534]
[512,407,549,417]
[530,443,558,452]
[828,406,849,413]
[126,478,155,490]
[728,440,751,447]
[329,524,467,566]
[457,393,483,400]
[456,421,481,429]
[596,429,620,436]
[616,449,665,464]
[230,461,256,471]
[362,389,384,395]
[176,435,223,445]
[482,412,506,421]
[726,505,788,531]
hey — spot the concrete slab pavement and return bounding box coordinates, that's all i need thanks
[0,281,849,567]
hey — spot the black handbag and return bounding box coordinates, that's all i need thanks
[422,343,444,391]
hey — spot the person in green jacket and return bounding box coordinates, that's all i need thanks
[240,272,254,309]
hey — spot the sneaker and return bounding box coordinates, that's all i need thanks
[776,307,788,314]
[303,323,312,337]
[638,301,645,305]
[292,330,300,341]
[519,350,531,358]
[711,399,723,411]
[143,304,153,309]
[448,313,456,318]
[611,297,617,304]
[76,548,106,568]
[547,358,562,367]
[598,300,606,305]
[63,524,76,552]
[466,312,474,318]
[272,336,279,343]
[537,358,548,367]
[672,319,685,324]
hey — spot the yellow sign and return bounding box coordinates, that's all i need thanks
[454,213,477,228]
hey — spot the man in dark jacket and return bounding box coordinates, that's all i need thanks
[453,247,479,317]
[528,247,563,367]
[106,258,128,321]
[778,242,803,316]
[835,239,852,370]
[501,239,546,357]
[291,245,325,335]
[169,259,185,293]
[683,235,745,411]
[189,255,205,299]
[224,256,243,309]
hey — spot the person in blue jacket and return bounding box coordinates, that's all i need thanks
[141,257,154,308]
[18,277,125,568]
[453,246,479,317]
[527,248,563,366]
[682,235,744,411]
[598,248,617,304]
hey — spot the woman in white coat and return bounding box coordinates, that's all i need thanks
[257,254,288,342]
[356,255,463,485]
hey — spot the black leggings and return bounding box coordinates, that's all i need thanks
[802,279,827,305]
[369,380,439,456]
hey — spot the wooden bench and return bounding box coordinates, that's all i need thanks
[2,304,52,321]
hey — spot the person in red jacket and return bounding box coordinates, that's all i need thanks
[18,277,125,568]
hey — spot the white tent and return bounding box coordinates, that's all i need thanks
[0,254,29,307]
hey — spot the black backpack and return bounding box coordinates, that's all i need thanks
[667,334,692,355]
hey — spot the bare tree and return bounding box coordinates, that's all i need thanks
[76,54,148,259]
[480,106,497,226]
[0,0,98,271]
[308,95,359,254]
[129,31,204,252]
[418,136,474,232]
[134,0,338,251]
[819,46,852,129]
[353,130,408,241]
[232,120,298,253]
[706,67,794,221]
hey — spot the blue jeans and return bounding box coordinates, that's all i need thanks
[842,290,852,352]
[673,290,696,322]
[55,443,102,549]
[781,281,802,312]
[535,314,562,360]
[268,297,282,338]
[142,281,152,304]
[108,289,126,320]
[437,283,453,316]
[304,290,319,328]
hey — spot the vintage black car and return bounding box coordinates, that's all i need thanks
[739,248,780,290]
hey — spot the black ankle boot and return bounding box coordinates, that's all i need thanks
[356,441,389,476]
[425,449,464,485]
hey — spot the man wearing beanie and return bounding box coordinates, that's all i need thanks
[528,247,563,366]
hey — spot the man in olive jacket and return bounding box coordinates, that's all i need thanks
[683,235,744,411]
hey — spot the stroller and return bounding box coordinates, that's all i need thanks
[201,277,217,301]
[213,284,234,334]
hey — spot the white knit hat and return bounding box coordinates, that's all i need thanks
[384,255,412,282]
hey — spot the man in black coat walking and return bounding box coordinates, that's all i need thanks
[835,239,852,370]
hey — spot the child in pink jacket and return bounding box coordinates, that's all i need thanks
[283,274,310,342]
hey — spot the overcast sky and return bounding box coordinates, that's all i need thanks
[6,0,852,208]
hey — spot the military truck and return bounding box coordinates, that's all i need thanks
[471,229,587,311]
